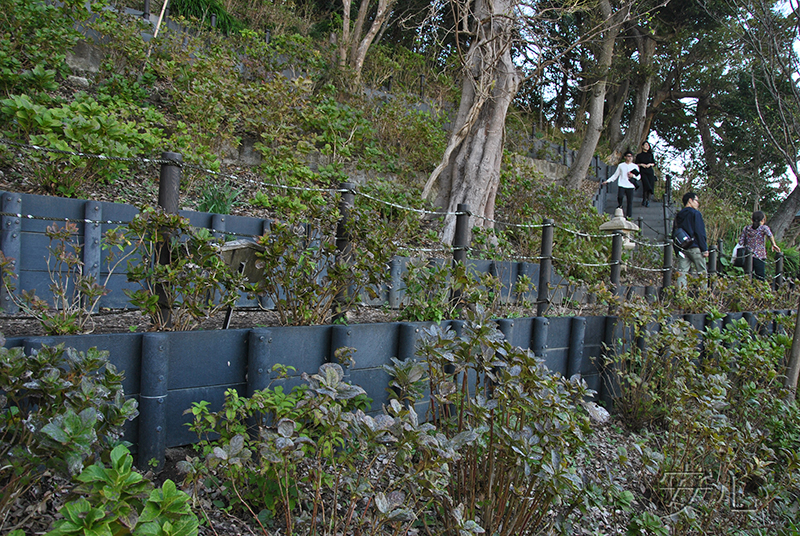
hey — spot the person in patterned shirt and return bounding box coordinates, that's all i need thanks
[738,210,781,281]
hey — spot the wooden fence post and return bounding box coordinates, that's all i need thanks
[537,218,554,316]
[744,247,753,277]
[333,182,355,323]
[451,204,470,308]
[156,151,182,328]
[610,231,623,293]
[158,152,182,213]
[662,241,673,294]
[775,252,785,289]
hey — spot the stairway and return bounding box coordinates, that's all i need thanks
[602,181,675,243]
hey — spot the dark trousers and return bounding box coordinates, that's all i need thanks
[617,187,634,218]
[754,258,766,281]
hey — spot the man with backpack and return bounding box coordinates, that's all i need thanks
[673,192,708,288]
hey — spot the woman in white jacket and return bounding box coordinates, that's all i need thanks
[602,150,640,218]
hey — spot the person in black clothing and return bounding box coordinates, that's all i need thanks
[673,191,708,288]
[636,141,656,207]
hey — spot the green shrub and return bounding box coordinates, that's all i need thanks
[496,156,610,283]
[661,273,799,314]
[397,258,456,322]
[248,197,392,325]
[47,444,198,536]
[0,339,138,522]
[1,222,132,335]
[409,307,596,535]
[182,363,450,535]
[123,207,247,331]
[0,93,167,195]
[0,0,89,95]
[610,303,800,534]
[171,0,243,34]
[196,179,243,214]
[367,95,448,173]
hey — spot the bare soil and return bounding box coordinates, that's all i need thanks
[0,305,396,339]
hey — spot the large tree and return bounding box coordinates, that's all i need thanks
[338,0,398,82]
[421,0,521,244]
[729,0,800,241]
[562,0,628,188]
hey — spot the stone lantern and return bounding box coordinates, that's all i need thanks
[599,208,639,250]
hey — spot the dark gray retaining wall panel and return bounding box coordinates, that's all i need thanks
[165,329,249,390]
[517,262,541,303]
[3,310,789,463]
[139,333,169,468]
[246,325,331,395]
[543,316,571,377]
[397,322,436,361]
[167,383,248,448]
[2,192,579,314]
[723,312,744,329]
[579,316,607,394]
[396,321,437,417]
[332,323,401,411]
[499,317,534,350]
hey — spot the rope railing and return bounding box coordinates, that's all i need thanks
[473,214,547,229]
[623,262,670,273]
[355,190,455,217]
[554,224,615,239]
[1,138,173,166]
[640,219,666,236]
[629,236,670,248]
[551,256,616,268]
[397,245,453,255]
[1,139,790,300]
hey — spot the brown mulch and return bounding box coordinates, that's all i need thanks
[0,305,396,339]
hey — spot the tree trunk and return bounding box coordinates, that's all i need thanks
[564,0,624,189]
[768,176,800,241]
[422,0,520,245]
[338,0,396,82]
[605,78,630,148]
[696,93,722,188]
[339,0,352,67]
[610,26,655,161]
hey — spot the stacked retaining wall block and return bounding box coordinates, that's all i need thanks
[4,310,792,468]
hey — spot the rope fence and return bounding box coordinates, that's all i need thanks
[1,139,793,316]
